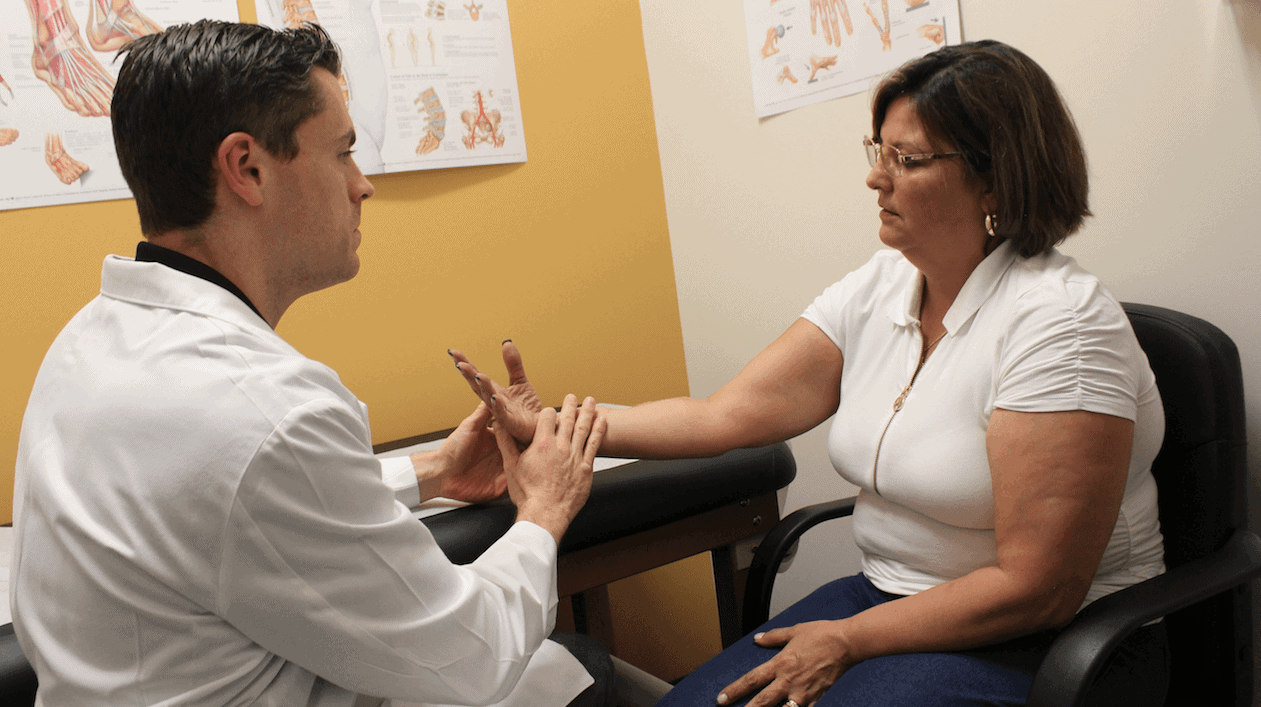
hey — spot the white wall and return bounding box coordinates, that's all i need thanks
[639,0,1261,618]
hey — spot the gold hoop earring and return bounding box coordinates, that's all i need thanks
[985,213,997,238]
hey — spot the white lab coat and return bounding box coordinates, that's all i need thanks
[10,255,591,706]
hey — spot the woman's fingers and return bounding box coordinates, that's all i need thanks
[716,659,777,706]
[501,340,530,386]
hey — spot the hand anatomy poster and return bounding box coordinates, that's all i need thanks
[0,0,239,211]
[744,0,961,119]
[256,0,527,175]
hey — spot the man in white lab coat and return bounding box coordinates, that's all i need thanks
[10,20,611,707]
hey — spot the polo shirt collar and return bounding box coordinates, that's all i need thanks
[887,239,1019,333]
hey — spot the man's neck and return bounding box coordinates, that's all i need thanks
[145,229,289,327]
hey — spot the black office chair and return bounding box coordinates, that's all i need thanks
[741,303,1261,707]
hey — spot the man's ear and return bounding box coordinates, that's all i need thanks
[215,132,265,207]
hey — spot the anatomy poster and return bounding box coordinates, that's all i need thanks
[744,0,961,119]
[0,0,239,211]
[256,0,527,175]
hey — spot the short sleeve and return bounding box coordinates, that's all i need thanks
[801,250,904,352]
[994,280,1141,421]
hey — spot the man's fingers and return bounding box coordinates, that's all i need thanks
[459,402,492,431]
[492,411,521,466]
[501,340,530,386]
[571,397,595,444]
[556,394,578,443]
[582,410,607,466]
[534,406,558,442]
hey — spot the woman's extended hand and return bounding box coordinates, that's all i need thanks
[717,621,855,707]
[449,341,544,446]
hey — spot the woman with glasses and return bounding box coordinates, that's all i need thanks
[455,40,1168,707]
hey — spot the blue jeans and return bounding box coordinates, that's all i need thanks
[657,574,1168,707]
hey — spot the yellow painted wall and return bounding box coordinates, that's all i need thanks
[0,0,690,523]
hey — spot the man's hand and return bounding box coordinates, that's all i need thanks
[449,340,544,446]
[414,403,507,504]
[716,621,855,707]
[494,394,605,543]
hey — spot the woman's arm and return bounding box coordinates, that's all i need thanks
[717,408,1134,707]
[598,318,843,458]
[452,318,844,459]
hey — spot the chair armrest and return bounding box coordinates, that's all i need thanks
[741,497,857,634]
[0,623,37,705]
[1027,528,1261,707]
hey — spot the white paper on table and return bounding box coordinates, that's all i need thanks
[376,438,637,520]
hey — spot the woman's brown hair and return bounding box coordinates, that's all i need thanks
[872,40,1090,257]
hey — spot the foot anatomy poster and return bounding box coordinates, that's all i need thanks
[0,0,239,211]
[744,0,961,119]
[256,0,527,175]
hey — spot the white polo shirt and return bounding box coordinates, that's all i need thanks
[801,240,1166,605]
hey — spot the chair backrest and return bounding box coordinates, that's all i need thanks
[1122,303,1250,707]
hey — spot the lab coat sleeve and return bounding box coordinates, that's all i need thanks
[380,455,422,509]
[216,397,558,706]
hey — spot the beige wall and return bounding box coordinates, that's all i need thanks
[640,0,1261,616]
[0,0,691,520]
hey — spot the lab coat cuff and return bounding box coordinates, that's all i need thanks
[379,455,422,509]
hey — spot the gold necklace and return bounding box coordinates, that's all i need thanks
[872,328,947,493]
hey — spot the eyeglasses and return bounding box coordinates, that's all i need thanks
[863,136,961,177]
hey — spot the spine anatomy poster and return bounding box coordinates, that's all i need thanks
[744,0,961,119]
[256,0,527,175]
[0,0,239,211]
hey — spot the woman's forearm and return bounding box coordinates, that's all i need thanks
[597,397,745,459]
[834,566,1083,665]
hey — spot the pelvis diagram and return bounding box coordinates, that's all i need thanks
[460,90,504,149]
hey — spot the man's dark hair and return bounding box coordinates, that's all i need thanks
[112,20,342,236]
[872,40,1090,258]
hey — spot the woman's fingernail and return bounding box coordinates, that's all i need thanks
[490,395,497,406]
[716,694,728,706]
[502,339,512,345]
[754,632,765,641]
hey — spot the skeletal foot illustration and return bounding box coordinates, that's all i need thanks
[761,26,780,58]
[25,0,116,117]
[807,54,837,82]
[811,0,853,48]
[45,132,89,183]
[0,128,18,146]
[777,66,798,84]
[0,72,13,106]
[85,0,161,52]
[917,23,944,45]
[865,0,892,51]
